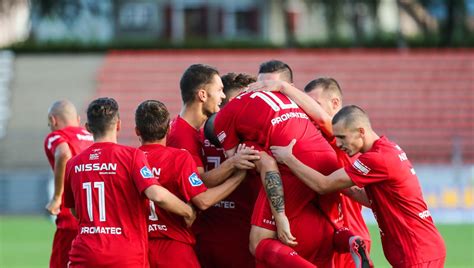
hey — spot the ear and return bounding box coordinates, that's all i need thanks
[358,127,366,137]
[134,126,140,137]
[85,122,91,133]
[116,119,121,132]
[331,97,341,110]
[49,115,57,127]
[197,88,207,102]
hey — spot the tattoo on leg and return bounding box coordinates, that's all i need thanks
[264,171,285,213]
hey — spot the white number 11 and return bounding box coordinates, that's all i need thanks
[82,182,106,222]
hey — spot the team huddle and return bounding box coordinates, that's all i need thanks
[44,60,446,268]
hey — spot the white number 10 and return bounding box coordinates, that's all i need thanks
[250,91,298,111]
[82,182,106,222]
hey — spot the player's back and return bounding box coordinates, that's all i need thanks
[217,91,339,218]
[140,144,206,245]
[65,142,153,267]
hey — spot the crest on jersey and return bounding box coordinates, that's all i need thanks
[188,173,203,187]
[140,166,153,178]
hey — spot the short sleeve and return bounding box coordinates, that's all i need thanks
[63,161,75,208]
[131,149,160,193]
[344,151,388,187]
[214,104,239,151]
[45,132,67,154]
[177,152,207,201]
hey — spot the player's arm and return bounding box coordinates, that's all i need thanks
[249,80,333,137]
[200,144,260,187]
[144,185,196,227]
[45,142,72,215]
[254,151,297,247]
[192,169,246,210]
[271,139,354,194]
[341,186,371,207]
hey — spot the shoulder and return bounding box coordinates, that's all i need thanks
[44,130,66,149]
[163,146,193,163]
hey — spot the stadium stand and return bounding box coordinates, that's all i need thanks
[96,49,473,164]
[0,50,13,139]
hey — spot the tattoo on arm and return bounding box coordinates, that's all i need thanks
[264,171,285,213]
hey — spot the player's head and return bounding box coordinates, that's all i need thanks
[135,100,170,144]
[257,60,293,83]
[332,105,372,156]
[203,113,221,148]
[221,72,256,106]
[304,77,343,117]
[86,97,120,139]
[47,100,80,131]
[180,64,225,116]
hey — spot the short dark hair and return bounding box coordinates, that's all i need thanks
[304,77,342,99]
[135,100,170,142]
[180,64,220,104]
[221,72,256,105]
[258,60,293,83]
[86,97,119,138]
[332,105,369,128]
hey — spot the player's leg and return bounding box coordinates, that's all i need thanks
[249,191,316,268]
[49,228,77,268]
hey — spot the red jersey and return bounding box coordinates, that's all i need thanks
[64,142,159,267]
[195,139,260,243]
[327,136,370,242]
[214,91,337,219]
[139,144,207,245]
[44,126,93,230]
[345,136,446,267]
[167,115,205,168]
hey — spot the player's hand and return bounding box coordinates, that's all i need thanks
[45,197,61,215]
[274,214,298,247]
[232,143,261,169]
[270,139,297,165]
[184,203,197,228]
[247,80,289,92]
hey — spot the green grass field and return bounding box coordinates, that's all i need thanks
[1,216,473,267]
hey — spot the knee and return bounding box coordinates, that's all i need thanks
[249,225,275,256]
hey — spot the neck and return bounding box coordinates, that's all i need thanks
[180,102,207,130]
[94,131,118,144]
[141,138,166,146]
[361,129,380,153]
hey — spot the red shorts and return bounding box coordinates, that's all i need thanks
[252,198,334,267]
[50,228,77,268]
[148,239,200,268]
[195,239,255,268]
[406,257,445,268]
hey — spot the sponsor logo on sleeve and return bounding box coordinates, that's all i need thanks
[140,166,153,179]
[188,172,203,187]
[217,131,226,143]
[352,159,371,175]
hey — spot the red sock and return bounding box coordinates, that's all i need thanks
[333,227,354,252]
[255,238,316,268]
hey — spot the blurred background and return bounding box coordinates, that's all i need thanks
[0,0,473,267]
